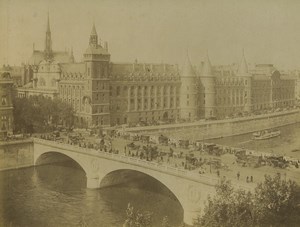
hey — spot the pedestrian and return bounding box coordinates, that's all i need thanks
[246,176,249,183]
[237,171,240,180]
[217,170,220,177]
[250,176,253,183]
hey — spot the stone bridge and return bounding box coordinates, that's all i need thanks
[33,138,250,225]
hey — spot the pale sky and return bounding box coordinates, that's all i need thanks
[1,0,300,69]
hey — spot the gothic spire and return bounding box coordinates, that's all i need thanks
[44,12,53,60]
[89,23,98,47]
[46,12,51,33]
[202,50,212,76]
[238,49,248,76]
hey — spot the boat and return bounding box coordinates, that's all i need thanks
[252,129,281,140]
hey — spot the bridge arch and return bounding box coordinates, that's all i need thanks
[35,151,87,175]
[96,167,199,225]
[33,148,102,188]
[33,140,214,225]
[100,168,184,202]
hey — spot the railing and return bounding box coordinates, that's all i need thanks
[33,138,221,185]
[33,138,253,190]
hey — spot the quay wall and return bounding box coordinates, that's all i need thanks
[0,139,34,171]
[126,110,300,140]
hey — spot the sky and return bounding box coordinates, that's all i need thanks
[1,0,300,69]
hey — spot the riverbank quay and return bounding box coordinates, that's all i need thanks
[122,109,300,140]
[0,139,34,171]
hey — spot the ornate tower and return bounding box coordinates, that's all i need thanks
[200,51,215,119]
[180,53,198,121]
[237,50,252,112]
[83,23,111,127]
[44,13,53,60]
[89,23,98,47]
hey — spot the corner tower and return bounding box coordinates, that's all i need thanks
[200,51,215,119]
[237,50,252,112]
[180,53,198,121]
[83,23,111,127]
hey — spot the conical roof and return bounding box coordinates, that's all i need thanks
[202,50,212,76]
[238,49,248,76]
[182,52,195,77]
[91,23,97,36]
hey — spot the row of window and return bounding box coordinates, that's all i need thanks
[60,85,84,97]
[128,97,179,110]
[215,78,248,86]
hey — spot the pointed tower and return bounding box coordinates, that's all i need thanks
[237,49,252,112]
[200,51,215,119]
[180,52,198,121]
[89,23,98,47]
[44,12,53,60]
[238,49,248,76]
[69,47,75,63]
[83,23,111,127]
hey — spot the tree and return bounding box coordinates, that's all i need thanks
[253,174,300,226]
[195,178,254,227]
[161,216,170,227]
[12,95,75,133]
[195,175,300,227]
[123,203,153,227]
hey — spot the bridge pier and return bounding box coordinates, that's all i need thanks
[33,138,219,226]
[183,209,199,226]
[86,175,100,189]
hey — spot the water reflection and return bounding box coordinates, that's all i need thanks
[0,161,183,227]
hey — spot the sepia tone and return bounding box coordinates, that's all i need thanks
[0,0,300,226]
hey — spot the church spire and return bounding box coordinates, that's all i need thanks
[46,12,50,33]
[238,49,248,76]
[44,12,53,60]
[89,23,98,47]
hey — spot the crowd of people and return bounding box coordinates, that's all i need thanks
[34,128,300,185]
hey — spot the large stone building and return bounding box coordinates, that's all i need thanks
[0,65,24,87]
[18,13,74,98]
[0,71,14,138]
[17,15,296,128]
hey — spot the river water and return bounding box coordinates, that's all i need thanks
[209,122,300,160]
[0,162,183,227]
[1,123,300,227]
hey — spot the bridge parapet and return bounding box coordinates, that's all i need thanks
[33,138,252,190]
[33,137,253,225]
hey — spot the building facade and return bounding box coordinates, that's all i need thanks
[0,71,14,138]
[17,16,296,128]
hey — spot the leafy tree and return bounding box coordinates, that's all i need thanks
[195,178,254,227]
[195,175,300,227]
[123,203,153,227]
[12,95,74,133]
[253,174,300,226]
[161,216,170,227]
